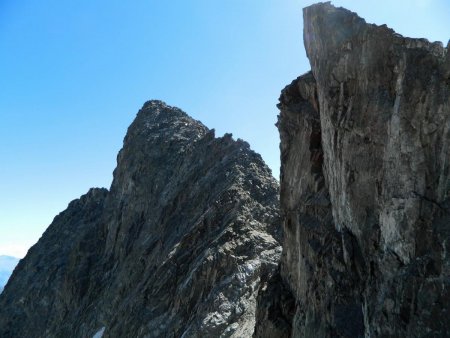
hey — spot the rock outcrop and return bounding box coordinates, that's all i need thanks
[256,3,449,337]
[0,101,280,337]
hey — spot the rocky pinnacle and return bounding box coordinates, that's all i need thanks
[255,2,449,337]
[0,101,281,338]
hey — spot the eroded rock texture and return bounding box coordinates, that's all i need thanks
[0,101,280,337]
[256,3,449,337]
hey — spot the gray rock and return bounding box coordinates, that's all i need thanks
[0,100,280,337]
[255,3,449,337]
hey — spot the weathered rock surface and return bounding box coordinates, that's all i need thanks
[0,100,280,337]
[256,3,449,337]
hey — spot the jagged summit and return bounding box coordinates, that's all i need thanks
[139,99,203,124]
[0,100,280,338]
[124,99,209,146]
[142,99,170,108]
[307,3,448,59]
[126,100,258,162]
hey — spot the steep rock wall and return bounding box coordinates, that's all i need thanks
[256,3,449,337]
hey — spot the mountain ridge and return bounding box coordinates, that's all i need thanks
[0,100,281,338]
[1,3,449,337]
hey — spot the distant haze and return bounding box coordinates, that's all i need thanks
[0,256,20,292]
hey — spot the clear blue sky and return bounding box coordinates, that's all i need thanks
[1,0,449,257]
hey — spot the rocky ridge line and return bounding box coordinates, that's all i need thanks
[0,100,281,338]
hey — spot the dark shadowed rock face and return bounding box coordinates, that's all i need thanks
[0,100,280,338]
[255,2,449,338]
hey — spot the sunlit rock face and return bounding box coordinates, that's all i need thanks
[0,100,281,338]
[255,3,449,337]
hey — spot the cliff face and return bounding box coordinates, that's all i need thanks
[0,101,281,338]
[256,3,449,337]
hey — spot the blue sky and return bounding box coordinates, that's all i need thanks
[1,0,449,257]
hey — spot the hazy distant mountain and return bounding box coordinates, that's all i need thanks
[0,255,20,293]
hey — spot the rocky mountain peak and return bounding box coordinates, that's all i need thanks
[138,100,206,130]
[123,100,209,151]
[0,100,280,338]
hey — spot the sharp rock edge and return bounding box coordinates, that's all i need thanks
[254,3,449,338]
[0,100,281,338]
